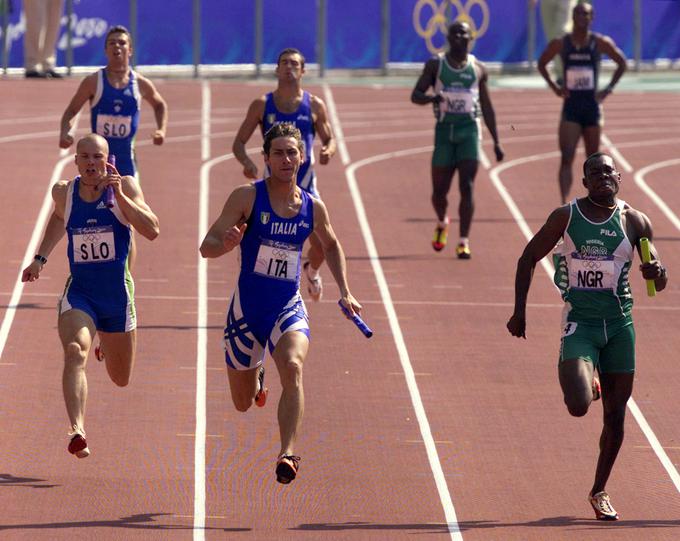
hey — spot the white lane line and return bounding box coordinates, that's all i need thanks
[0,155,71,361]
[601,133,633,173]
[324,84,462,541]
[488,150,680,495]
[201,80,211,161]
[634,159,680,232]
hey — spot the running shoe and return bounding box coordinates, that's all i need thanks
[589,491,619,520]
[303,261,323,302]
[455,243,471,259]
[94,344,105,362]
[592,375,601,401]
[254,366,268,408]
[67,425,90,459]
[432,224,449,252]
[276,455,301,484]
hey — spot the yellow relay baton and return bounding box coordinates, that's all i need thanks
[639,237,656,297]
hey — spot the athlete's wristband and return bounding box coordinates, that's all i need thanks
[34,254,47,265]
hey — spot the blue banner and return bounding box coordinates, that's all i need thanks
[1,0,678,69]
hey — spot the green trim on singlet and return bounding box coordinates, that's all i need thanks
[553,200,634,321]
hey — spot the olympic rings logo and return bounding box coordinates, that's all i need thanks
[580,259,602,270]
[413,0,490,55]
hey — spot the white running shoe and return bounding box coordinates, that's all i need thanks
[303,261,323,302]
[67,425,90,458]
[589,491,618,520]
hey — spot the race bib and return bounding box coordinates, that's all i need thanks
[253,239,300,281]
[569,253,616,290]
[440,88,475,115]
[72,225,116,264]
[96,114,132,139]
[566,66,595,91]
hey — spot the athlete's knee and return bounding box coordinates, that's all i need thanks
[110,371,131,387]
[564,395,590,417]
[278,356,304,390]
[603,407,626,431]
[232,394,253,412]
[63,341,88,367]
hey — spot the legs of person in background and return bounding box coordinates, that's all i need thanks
[431,165,455,251]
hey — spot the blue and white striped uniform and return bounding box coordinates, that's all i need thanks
[261,91,318,197]
[223,180,314,370]
[58,177,136,332]
[90,68,141,177]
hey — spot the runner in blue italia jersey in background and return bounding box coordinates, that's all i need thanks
[412,21,504,259]
[22,134,159,460]
[202,123,360,485]
[507,153,668,521]
[233,48,336,302]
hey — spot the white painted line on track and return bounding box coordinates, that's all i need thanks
[324,84,463,540]
[0,155,71,362]
[601,133,633,173]
[201,80,211,161]
[488,148,680,496]
[634,159,680,231]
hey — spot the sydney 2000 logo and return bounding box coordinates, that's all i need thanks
[413,0,490,54]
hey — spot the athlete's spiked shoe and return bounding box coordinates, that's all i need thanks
[432,224,449,252]
[589,491,619,520]
[254,366,268,407]
[94,344,105,362]
[455,243,471,259]
[67,425,90,459]
[276,455,301,484]
[592,375,601,401]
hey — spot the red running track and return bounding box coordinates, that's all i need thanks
[1,77,680,540]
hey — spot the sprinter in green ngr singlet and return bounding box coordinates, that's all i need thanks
[507,153,668,521]
[411,21,504,259]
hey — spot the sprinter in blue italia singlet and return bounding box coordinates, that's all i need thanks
[537,2,626,204]
[507,153,668,521]
[22,134,160,461]
[201,124,360,485]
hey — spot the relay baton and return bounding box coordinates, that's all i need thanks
[640,237,656,297]
[105,154,116,208]
[338,300,373,338]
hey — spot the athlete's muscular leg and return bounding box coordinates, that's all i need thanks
[558,357,596,417]
[306,232,324,271]
[272,331,309,456]
[558,120,583,204]
[58,310,96,429]
[98,329,136,386]
[582,125,602,157]
[590,372,634,495]
[456,159,479,238]
[431,165,456,222]
[227,365,261,412]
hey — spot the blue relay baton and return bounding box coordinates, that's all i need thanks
[105,154,116,208]
[338,300,373,338]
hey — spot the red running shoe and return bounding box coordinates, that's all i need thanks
[95,344,105,362]
[67,426,90,458]
[254,366,268,408]
[432,224,449,252]
[592,375,601,401]
[276,455,301,484]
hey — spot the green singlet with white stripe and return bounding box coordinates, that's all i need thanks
[553,199,634,321]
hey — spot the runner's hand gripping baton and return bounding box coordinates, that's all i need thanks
[105,154,116,208]
[640,237,656,297]
[338,300,373,338]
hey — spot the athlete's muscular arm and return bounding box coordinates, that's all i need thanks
[22,182,68,282]
[311,198,362,316]
[232,98,266,179]
[507,206,570,338]
[538,38,567,98]
[477,62,504,162]
[596,35,627,103]
[200,184,256,258]
[108,174,160,241]
[624,208,668,292]
[59,74,97,149]
[311,96,336,165]
[138,74,168,145]
[411,58,442,105]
